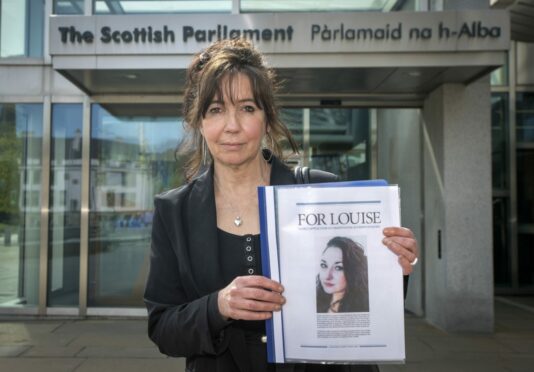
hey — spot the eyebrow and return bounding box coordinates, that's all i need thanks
[209,98,256,105]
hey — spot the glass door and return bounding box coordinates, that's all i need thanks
[88,103,183,307]
[282,108,373,181]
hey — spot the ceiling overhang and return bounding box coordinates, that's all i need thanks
[49,10,510,104]
[492,0,534,42]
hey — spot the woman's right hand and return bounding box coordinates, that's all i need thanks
[217,276,286,321]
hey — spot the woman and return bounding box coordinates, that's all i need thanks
[317,237,369,314]
[144,38,419,372]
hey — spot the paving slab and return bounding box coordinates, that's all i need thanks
[0,345,31,357]
[74,357,185,372]
[0,298,532,372]
[20,345,84,357]
[77,346,167,358]
[0,357,83,372]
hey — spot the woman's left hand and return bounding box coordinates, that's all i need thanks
[382,227,419,275]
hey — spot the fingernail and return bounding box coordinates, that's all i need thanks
[382,238,390,245]
[383,228,392,234]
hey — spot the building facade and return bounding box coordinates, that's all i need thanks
[0,0,531,333]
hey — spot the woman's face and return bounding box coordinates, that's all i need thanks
[201,72,267,168]
[319,246,347,295]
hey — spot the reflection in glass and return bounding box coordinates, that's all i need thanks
[281,108,370,181]
[0,0,43,57]
[241,0,403,12]
[48,104,83,307]
[88,104,183,307]
[54,0,84,14]
[309,109,370,180]
[491,93,508,190]
[490,65,508,87]
[94,0,230,14]
[0,104,43,307]
[517,93,534,143]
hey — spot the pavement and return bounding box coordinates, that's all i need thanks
[0,297,533,372]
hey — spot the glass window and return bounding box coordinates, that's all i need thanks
[48,104,83,307]
[54,0,85,14]
[0,0,44,58]
[282,108,371,181]
[241,0,404,12]
[493,197,511,288]
[94,0,231,14]
[0,103,43,308]
[517,93,534,143]
[517,149,534,287]
[518,233,534,287]
[491,66,508,87]
[517,150,534,225]
[491,93,508,190]
[88,104,183,307]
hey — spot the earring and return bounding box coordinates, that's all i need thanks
[264,133,274,162]
[201,137,210,165]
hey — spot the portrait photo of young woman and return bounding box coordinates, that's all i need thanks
[316,236,370,313]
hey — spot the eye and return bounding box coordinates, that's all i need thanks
[334,265,344,272]
[320,262,327,269]
[208,106,222,114]
[242,105,256,113]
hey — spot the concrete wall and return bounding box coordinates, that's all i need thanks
[422,78,494,332]
[377,108,424,316]
[440,0,489,10]
[0,65,83,98]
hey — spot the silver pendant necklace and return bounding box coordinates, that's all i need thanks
[234,216,243,227]
[215,163,270,228]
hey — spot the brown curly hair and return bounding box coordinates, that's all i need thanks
[179,38,298,181]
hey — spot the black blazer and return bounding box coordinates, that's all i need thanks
[144,156,381,372]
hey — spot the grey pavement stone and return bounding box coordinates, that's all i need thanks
[0,299,533,372]
[21,345,84,357]
[67,332,154,348]
[0,357,83,372]
[77,346,167,358]
[416,334,516,354]
[74,357,185,372]
[0,345,31,357]
[0,321,75,346]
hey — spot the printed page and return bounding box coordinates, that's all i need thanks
[266,184,404,363]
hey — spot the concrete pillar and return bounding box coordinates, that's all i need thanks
[422,78,494,332]
[377,109,424,316]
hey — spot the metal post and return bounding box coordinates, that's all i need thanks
[38,95,51,315]
[78,96,91,316]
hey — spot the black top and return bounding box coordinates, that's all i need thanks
[217,228,264,334]
[218,228,273,372]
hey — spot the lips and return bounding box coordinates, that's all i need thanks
[323,281,334,288]
[220,142,244,150]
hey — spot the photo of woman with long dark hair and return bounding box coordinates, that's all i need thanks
[317,236,370,313]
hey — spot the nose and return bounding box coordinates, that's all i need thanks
[223,108,240,132]
[326,268,334,280]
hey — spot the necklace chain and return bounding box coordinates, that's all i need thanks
[214,168,269,228]
[224,188,258,227]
